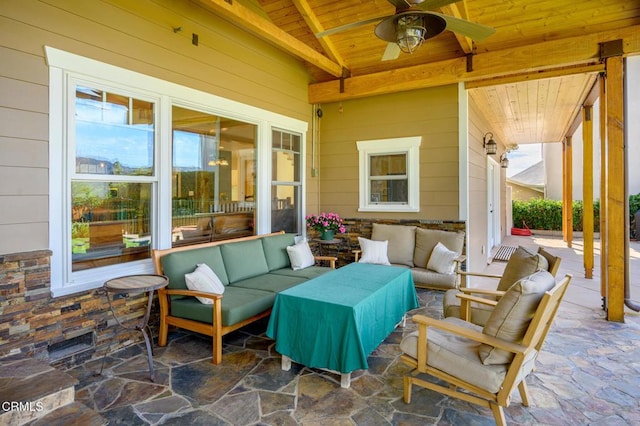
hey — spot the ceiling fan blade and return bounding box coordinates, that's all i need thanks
[415,0,461,11]
[429,11,495,40]
[381,43,401,61]
[316,15,391,38]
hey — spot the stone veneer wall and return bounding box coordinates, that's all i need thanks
[308,218,466,268]
[0,250,156,369]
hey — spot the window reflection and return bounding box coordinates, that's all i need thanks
[75,86,154,175]
[271,129,301,233]
[71,182,152,271]
[171,107,256,246]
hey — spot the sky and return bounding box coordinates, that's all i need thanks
[506,143,542,177]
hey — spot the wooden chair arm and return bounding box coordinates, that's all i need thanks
[456,270,503,279]
[456,293,500,307]
[158,287,223,301]
[458,288,506,297]
[314,255,337,269]
[411,314,527,355]
[352,249,361,262]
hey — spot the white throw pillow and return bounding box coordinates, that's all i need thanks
[357,237,391,265]
[426,242,457,274]
[185,263,225,304]
[286,239,315,270]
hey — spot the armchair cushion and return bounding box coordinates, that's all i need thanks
[185,263,225,304]
[497,246,549,292]
[479,270,556,365]
[372,223,416,267]
[427,242,458,274]
[357,237,391,265]
[400,317,511,393]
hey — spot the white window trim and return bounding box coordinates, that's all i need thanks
[46,47,307,297]
[356,137,421,212]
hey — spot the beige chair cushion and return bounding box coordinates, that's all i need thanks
[400,317,511,394]
[496,246,549,292]
[442,289,494,325]
[479,270,556,365]
[412,268,458,289]
[372,223,416,267]
[413,229,464,268]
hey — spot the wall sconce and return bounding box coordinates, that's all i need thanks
[500,153,509,168]
[483,132,497,155]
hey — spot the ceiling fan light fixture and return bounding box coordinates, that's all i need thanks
[395,14,426,54]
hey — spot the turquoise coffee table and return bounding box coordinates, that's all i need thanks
[266,262,419,387]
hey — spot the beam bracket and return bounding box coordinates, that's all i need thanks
[340,67,351,93]
[599,39,623,61]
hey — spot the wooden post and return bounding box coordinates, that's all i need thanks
[583,106,594,279]
[565,136,573,248]
[599,75,608,303]
[604,56,625,322]
[562,140,567,242]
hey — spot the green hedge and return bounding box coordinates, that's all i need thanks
[513,195,640,234]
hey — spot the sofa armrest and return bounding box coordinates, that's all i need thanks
[352,249,361,262]
[314,255,337,269]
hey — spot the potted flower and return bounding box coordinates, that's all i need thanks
[305,212,346,240]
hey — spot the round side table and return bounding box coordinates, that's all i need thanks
[102,274,168,382]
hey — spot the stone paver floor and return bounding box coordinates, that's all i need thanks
[67,236,640,425]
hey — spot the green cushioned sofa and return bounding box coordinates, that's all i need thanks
[152,231,336,364]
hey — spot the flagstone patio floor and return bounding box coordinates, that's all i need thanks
[66,235,640,425]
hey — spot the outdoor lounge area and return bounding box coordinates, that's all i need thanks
[3,235,637,425]
[2,1,640,425]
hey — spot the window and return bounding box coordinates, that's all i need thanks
[271,129,302,233]
[356,137,421,212]
[171,107,256,246]
[71,87,156,272]
[46,47,307,296]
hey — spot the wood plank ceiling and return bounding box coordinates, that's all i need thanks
[196,0,640,145]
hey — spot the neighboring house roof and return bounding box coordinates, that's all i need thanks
[507,161,545,192]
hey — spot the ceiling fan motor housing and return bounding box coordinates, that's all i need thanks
[375,12,447,45]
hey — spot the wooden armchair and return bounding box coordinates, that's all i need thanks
[444,246,561,326]
[401,272,572,425]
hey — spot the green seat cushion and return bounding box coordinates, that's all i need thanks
[269,266,333,280]
[231,273,306,293]
[221,239,270,283]
[170,286,276,327]
[161,245,229,293]
[261,233,296,271]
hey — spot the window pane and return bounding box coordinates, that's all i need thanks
[370,154,407,177]
[271,185,300,233]
[172,106,256,246]
[370,179,408,203]
[71,181,152,271]
[75,86,154,175]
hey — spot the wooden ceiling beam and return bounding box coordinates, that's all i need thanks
[439,1,474,54]
[196,0,343,77]
[565,76,602,136]
[291,0,346,68]
[309,24,640,103]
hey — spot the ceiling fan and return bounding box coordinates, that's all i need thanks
[316,0,495,61]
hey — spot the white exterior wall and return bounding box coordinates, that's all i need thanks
[546,55,640,201]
